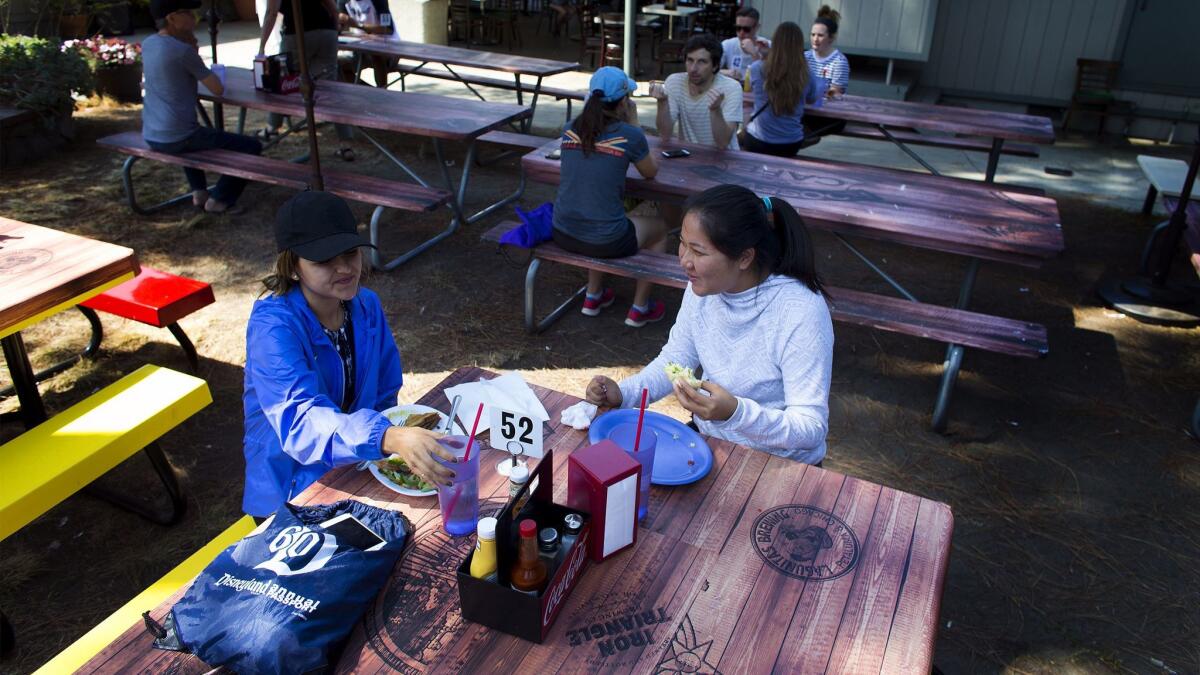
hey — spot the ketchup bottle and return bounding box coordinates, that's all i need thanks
[510,519,548,596]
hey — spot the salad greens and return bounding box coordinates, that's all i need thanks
[376,458,434,492]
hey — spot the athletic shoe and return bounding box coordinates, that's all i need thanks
[625,300,666,327]
[581,288,616,316]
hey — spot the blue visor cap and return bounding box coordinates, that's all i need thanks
[589,66,637,103]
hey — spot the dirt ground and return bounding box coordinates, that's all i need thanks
[1,103,1198,675]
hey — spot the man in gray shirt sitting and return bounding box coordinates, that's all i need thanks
[143,0,261,213]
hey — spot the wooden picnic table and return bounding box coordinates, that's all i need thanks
[81,366,955,674]
[338,34,578,130]
[200,67,531,263]
[641,3,702,38]
[0,216,137,428]
[525,136,1064,267]
[743,94,1055,182]
[523,136,1063,429]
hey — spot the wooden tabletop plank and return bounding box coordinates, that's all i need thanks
[200,68,532,141]
[768,475,884,672]
[880,499,955,673]
[338,35,580,77]
[716,465,858,673]
[811,95,1055,144]
[824,487,922,673]
[523,138,1064,266]
[667,459,819,669]
[0,217,138,338]
[80,367,953,674]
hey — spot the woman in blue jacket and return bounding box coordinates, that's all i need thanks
[242,191,452,518]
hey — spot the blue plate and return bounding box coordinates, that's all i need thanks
[588,410,714,486]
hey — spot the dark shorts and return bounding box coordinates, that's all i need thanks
[552,219,639,258]
[741,132,804,158]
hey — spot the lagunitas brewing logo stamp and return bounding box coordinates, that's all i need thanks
[752,505,860,581]
[0,249,52,275]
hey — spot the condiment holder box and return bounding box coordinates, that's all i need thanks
[457,448,592,643]
[566,440,640,562]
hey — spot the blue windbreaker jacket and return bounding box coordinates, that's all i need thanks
[242,286,403,517]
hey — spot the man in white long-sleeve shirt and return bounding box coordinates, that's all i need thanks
[587,185,833,465]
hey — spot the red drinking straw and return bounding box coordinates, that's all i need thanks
[463,402,484,462]
[633,388,648,452]
[445,403,485,520]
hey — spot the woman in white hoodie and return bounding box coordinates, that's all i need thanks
[586,184,834,465]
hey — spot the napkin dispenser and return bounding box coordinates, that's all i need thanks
[567,440,640,562]
[254,53,300,94]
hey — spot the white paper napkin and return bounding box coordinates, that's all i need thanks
[560,401,598,430]
[443,371,549,435]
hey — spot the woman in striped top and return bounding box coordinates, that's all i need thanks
[803,5,849,140]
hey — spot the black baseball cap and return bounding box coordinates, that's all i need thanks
[274,191,375,262]
[150,0,201,20]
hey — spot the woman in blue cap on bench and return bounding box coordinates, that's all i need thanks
[553,66,668,328]
[586,184,834,465]
[241,191,453,519]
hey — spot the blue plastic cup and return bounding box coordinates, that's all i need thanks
[609,422,658,521]
[434,436,480,536]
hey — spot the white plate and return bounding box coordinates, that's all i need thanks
[369,404,464,497]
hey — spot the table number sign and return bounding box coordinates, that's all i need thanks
[489,406,544,459]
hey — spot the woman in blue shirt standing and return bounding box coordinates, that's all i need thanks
[740,21,827,158]
[241,191,452,519]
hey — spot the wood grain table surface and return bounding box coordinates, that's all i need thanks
[743,95,1056,145]
[523,136,1064,267]
[338,36,580,78]
[83,367,954,674]
[0,216,137,340]
[200,67,532,141]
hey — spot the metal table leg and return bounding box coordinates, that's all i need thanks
[2,332,47,428]
[984,138,1004,183]
[0,307,103,399]
[877,124,941,176]
[931,258,981,432]
[524,258,587,333]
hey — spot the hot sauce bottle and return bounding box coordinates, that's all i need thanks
[510,518,548,596]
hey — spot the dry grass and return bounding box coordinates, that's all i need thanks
[1,104,1199,675]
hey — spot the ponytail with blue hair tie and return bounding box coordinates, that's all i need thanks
[762,196,772,213]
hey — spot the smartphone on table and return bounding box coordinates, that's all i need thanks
[319,513,387,551]
[661,148,691,159]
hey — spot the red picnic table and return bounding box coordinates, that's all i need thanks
[81,366,954,673]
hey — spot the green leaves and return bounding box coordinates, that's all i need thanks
[0,34,94,116]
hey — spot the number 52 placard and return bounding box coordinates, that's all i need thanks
[489,406,544,459]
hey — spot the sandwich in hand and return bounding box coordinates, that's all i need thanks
[664,362,703,389]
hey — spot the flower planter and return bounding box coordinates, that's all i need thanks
[95,64,143,103]
[234,0,257,21]
[60,13,92,38]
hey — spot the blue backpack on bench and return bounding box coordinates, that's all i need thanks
[147,500,408,674]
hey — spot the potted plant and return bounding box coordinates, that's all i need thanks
[64,35,143,103]
[93,0,135,35]
[57,0,91,38]
[0,35,92,165]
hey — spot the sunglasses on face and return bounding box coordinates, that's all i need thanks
[735,25,754,33]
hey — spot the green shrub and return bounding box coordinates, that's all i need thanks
[0,34,93,117]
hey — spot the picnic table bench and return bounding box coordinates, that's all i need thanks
[97,131,452,270]
[75,366,956,674]
[519,137,1064,430]
[196,66,531,270]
